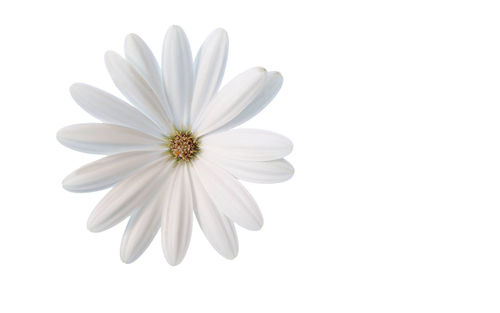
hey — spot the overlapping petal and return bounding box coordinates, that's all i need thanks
[57,123,163,155]
[87,158,173,232]
[105,51,172,132]
[190,28,228,124]
[70,83,163,138]
[216,71,283,132]
[120,177,171,263]
[193,67,267,135]
[124,34,171,117]
[63,150,164,192]
[192,158,263,230]
[161,165,193,266]
[189,166,238,259]
[203,153,294,184]
[201,128,293,161]
[162,25,194,128]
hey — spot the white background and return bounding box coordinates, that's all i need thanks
[1,0,499,312]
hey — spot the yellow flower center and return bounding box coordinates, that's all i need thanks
[165,130,200,162]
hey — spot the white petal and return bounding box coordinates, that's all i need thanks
[87,158,173,232]
[190,28,228,124]
[216,71,282,132]
[162,25,194,128]
[161,166,193,266]
[202,128,293,161]
[193,67,267,136]
[63,151,164,193]
[192,158,263,230]
[124,34,166,105]
[120,177,171,263]
[57,123,163,155]
[189,166,238,259]
[70,83,163,138]
[105,51,172,132]
[204,154,294,184]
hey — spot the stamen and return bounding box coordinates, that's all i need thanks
[165,130,200,162]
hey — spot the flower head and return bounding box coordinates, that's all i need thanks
[57,25,293,265]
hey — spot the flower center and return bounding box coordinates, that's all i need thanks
[165,130,200,162]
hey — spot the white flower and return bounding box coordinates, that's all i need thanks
[57,25,294,265]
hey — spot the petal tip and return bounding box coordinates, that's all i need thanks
[124,33,143,51]
[56,128,67,144]
[61,175,74,191]
[168,25,184,35]
[253,222,264,231]
[212,27,228,38]
[271,71,283,81]
[125,33,139,41]
[120,254,133,264]
[120,246,137,264]
[287,162,295,180]
[246,218,264,231]
[104,50,120,64]
[166,256,183,266]
[86,214,102,233]
[69,83,82,94]
[223,249,238,260]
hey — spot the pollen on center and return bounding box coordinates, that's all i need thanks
[165,130,200,162]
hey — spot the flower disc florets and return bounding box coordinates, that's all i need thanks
[165,130,200,162]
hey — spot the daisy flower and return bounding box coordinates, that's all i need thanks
[57,25,294,265]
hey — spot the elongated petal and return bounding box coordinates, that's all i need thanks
[105,51,172,132]
[203,153,294,184]
[124,34,166,104]
[190,28,228,123]
[120,177,171,263]
[192,158,263,230]
[57,123,162,155]
[70,83,163,138]
[87,158,173,232]
[161,166,193,266]
[202,128,293,161]
[217,71,282,132]
[193,67,267,135]
[162,25,193,128]
[189,166,238,259]
[63,151,164,192]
